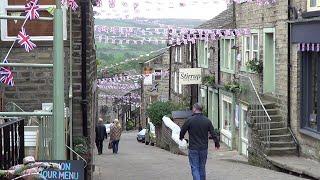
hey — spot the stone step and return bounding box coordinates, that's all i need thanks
[255,121,286,129]
[258,127,288,135]
[266,147,297,156]
[251,115,283,122]
[250,109,279,116]
[262,141,296,148]
[261,134,293,141]
[250,102,277,110]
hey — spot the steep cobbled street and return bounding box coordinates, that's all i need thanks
[93,132,305,180]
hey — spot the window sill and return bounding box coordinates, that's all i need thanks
[221,68,235,74]
[300,128,320,140]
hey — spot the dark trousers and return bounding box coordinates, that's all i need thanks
[96,140,103,154]
[188,149,208,180]
[112,140,120,154]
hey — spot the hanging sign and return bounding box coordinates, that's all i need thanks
[39,160,84,180]
[179,68,202,85]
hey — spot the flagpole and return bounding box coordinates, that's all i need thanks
[53,0,66,160]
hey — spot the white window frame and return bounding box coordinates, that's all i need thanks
[221,95,232,138]
[221,38,235,72]
[240,105,249,143]
[0,0,68,41]
[175,46,182,63]
[174,71,178,93]
[307,0,320,12]
[198,40,209,68]
[188,43,192,63]
[241,29,259,71]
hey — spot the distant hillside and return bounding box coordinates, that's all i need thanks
[96,18,205,78]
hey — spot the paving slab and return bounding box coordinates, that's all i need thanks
[93,131,306,180]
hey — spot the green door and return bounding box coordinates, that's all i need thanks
[263,30,275,93]
[208,89,219,129]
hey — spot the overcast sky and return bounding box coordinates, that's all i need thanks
[94,0,227,20]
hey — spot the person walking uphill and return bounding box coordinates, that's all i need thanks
[110,119,122,154]
[95,118,107,155]
[180,103,220,180]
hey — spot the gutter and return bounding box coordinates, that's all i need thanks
[81,0,88,137]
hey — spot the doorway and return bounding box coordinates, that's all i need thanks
[263,28,275,93]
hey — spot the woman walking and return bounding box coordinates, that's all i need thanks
[110,119,122,154]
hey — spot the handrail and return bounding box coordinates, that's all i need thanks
[5,102,25,112]
[238,74,272,122]
[0,112,53,116]
[288,127,300,156]
[0,118,24,128]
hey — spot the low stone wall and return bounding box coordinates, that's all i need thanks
[160,121,187,155]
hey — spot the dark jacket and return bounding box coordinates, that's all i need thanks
[95,123,107,141]
[179,113,220,150]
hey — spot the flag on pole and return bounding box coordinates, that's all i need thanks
[18,27,37,52]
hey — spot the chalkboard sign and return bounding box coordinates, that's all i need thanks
[39,160,84,180]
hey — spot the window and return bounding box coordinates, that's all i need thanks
[197,40,209,68]
[240,105,248,141]
[307,0,320,12]
[222,95,232,134]
[174,71,182,94]
[0,0,67,41]
[220,38,235,73]
[175,46,182,63]
[301,52,320,133]
[188,43,192,63]
[242,30,259,71]
[154,70,162,81]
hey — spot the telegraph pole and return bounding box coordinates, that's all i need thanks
[53,0,66,160]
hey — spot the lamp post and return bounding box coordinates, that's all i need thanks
[53,0,66,160]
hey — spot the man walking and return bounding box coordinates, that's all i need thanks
[180,103,220,180]
[95,118,107,155]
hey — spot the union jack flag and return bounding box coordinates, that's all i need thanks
[0,59,14,87]
[18,27,36,52]
[68,0,79,11]
[25,0,40,20]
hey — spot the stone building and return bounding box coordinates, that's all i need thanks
[0,0,98,178]
[141,51,170,128]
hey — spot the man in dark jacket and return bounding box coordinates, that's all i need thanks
[180,103,220,180]
[95,118,107,155]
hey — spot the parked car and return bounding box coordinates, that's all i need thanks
[145,122,156,146]
[137,129,146,142]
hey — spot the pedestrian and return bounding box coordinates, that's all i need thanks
[110,119,122,154]
[180,103,220,180]
[95,118,107,155]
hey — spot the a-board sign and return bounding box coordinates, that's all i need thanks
[39,160,84,180]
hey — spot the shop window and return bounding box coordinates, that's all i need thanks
[222,95,232,134]
[301,52,320,133]
[307,0,320,12]
[0,0,67,41]
[220,38,235,73]
[242,30,259,71]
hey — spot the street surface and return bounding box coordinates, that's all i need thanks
[93,131,305,180]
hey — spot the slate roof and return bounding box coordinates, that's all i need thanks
[198,6,234,29]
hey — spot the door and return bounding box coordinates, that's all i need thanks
[263,29,275,93]
[208,89,219,129]
[240,105,249,157]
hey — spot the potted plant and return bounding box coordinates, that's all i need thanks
[224,81,243,94]
[246,59,263,74]
[202,75,216,86]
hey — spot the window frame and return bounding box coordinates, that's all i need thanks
[221,95,232,138]
[0,0,68,41]
[307,0,320,12]
[240,104,249,142]
[188,43,192,63]
[220,37,236,74]
[175,46,182,63]
[241,29,259,72]
[198,40,209,68]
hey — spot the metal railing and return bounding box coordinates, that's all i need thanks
[238,74,272,148]
[0,118,25,170]
[5,102,25,112]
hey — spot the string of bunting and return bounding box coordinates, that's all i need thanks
[98,84,141,90]
[98,71,169,84]
[95,25,169,36]
[99,94,141,100]
[0,0,79,87]
[95,36,167,45]
[227,0,276,5]
[298,43,320,52]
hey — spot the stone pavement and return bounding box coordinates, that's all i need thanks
[93,131,305,180]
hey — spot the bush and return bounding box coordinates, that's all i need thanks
[73,136,89,155]
[246,59,263,73]
[126,120,134,130]
[146,101,176,127]
[202,75,215,86]
[224,81,242,94]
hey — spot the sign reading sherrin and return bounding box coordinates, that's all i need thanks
[179,68,202,85]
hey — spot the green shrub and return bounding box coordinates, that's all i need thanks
[73,136,89,155]
[224,81,242,94]
[126,120,134,130]
[202,75,215,86]
[146,101,176,127]
[246,59,263,73]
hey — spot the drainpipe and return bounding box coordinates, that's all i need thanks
[68,7,73,159]
[190,43,194,109]
[287,0,291,128]
[217,40,221,130]
[168,46,172,101]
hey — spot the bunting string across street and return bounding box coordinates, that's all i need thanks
[98,71,169,84]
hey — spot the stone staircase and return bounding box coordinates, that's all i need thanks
[250,102,298,156]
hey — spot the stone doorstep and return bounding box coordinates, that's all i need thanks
[267,156,320,179]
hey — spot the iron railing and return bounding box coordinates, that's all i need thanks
[238,74,272,148]
[0,118,25,170]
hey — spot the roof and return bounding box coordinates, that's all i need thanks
[172,110,193,119]
[198,7,234,29]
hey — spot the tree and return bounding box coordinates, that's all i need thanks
[146,101,175,127]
